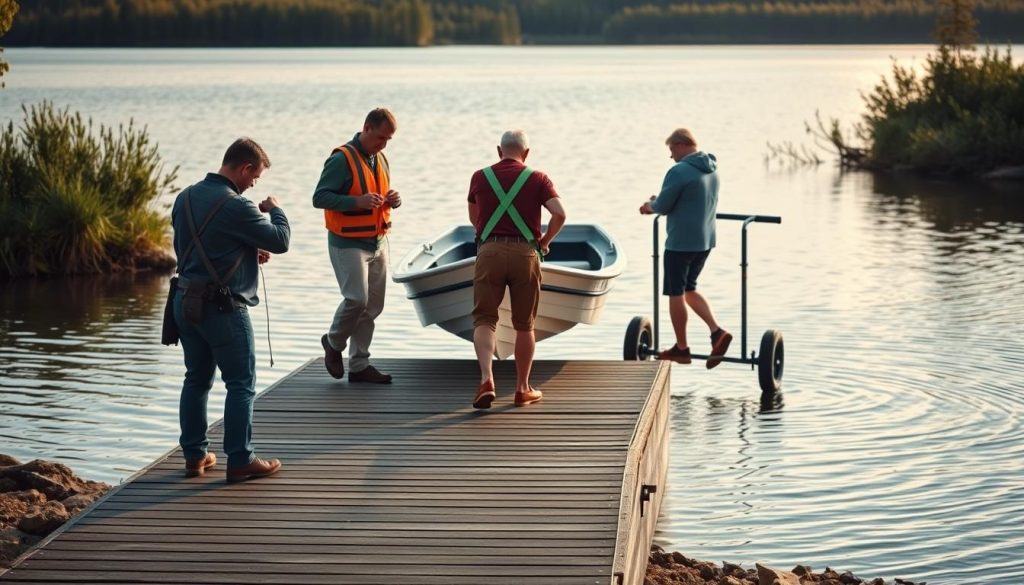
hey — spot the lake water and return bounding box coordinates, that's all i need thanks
[1,47,1023,584]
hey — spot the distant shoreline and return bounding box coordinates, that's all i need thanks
[5,39,1024,48]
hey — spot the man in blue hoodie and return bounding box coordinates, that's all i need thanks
[640,128,732,368]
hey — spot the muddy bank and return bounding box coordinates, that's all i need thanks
[0,455,110,567]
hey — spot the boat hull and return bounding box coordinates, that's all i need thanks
[394,225,623,359]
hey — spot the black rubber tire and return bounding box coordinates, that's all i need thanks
[758,329,784,393]
[623,316,654,361]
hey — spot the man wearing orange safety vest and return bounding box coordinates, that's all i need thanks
[313,108,401,384]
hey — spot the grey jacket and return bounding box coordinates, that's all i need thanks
[172,173,290,306]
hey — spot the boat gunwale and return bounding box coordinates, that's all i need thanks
[393,224,626,283]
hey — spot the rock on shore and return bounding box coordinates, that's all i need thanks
[646,545,926,585]
[0,454,110,567]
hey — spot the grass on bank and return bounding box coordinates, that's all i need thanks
[0,101,178,277]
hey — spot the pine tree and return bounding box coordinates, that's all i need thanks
[0,0,18,88]
[935,0,977,50]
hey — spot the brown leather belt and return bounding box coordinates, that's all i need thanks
[481,235,530,243]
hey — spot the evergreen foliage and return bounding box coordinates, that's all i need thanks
[861,46,1024,175]
[0,102,179,277]
[0,0,18,87]
[3,0,1024,46]
[840,0,1024,176]
[935,0,977,47]
[602,1,1024,44]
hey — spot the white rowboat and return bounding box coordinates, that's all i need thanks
[393,224,625,358]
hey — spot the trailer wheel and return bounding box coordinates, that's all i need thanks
[758,329,784,393]
[624,316,654,361]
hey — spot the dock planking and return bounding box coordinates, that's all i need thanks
[1,358,669,585]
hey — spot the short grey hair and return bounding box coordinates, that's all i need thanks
[500,130,529,153]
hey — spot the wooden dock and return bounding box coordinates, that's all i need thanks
[1,358,669,585]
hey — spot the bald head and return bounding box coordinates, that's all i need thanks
[499,130,530,158]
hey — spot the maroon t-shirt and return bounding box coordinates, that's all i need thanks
[468,159,559,241]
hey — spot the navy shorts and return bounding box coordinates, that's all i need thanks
[663,249,711,296]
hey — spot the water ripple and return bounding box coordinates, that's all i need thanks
[2,46,1024,584]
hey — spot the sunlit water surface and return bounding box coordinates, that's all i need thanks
[1,47,1023,584]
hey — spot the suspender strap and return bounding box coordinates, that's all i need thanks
[480,167,535,244]
[176,187,232,271]
[182,189,244,287]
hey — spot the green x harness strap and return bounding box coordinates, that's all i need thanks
[480,166,543,260]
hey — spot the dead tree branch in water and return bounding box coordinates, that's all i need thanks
[805,109,870,169]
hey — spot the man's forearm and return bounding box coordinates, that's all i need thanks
[541,215,566,246]
[312,190,356,211]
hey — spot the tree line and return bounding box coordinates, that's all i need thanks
[1,0,16,85]
[3,0,1024,46]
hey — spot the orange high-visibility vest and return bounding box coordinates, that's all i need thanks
[324,144,392,238]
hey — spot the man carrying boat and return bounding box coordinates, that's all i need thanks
[467,130,567,409]
[313,108,401,384]
[640,127,732,368]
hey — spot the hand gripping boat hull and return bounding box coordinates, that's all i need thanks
[393,224,624,359]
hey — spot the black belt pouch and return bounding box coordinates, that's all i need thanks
[160,276,180,346]
[183,280,208,325]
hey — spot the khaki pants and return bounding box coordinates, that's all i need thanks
[327,245,388,373]
[472,240,541,332]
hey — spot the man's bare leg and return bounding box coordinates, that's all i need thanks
[513,328,542,406]
[668,295,689,349]
[687,290,731,368]
[474,325,496,384]
[514,329,535,394]
[684,290,720,333]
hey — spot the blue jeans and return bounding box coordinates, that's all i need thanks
[173,291,256,468]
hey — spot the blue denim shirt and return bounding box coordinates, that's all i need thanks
[172,173,290,306]
[650,151,719,252]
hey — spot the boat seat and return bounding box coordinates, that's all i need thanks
[547,260,595,270]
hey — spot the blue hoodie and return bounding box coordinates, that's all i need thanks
[650,151,719,252]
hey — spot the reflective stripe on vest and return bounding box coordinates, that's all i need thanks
[324,144,392,238]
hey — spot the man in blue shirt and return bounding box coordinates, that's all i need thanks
[640,128,732,368]
[172,138,290,482]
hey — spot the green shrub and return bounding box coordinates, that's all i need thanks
[0,101,178,277]
[862,46,1024,175]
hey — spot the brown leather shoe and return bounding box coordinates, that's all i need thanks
[184,453,216,478]
[321,334,345,379]
[226,457,281,483]
[514,387,543,407]
[349,365,392,384]
[473,379,496,409]
[658,344,692,364]
[706,329,733,370]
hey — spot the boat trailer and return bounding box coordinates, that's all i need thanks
[623,212,784,394]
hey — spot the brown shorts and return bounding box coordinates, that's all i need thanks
[472,240,541,331]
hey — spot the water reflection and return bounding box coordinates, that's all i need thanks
[0,271,180,482]
[870,173,1024,237]
[2,46,1023,583]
